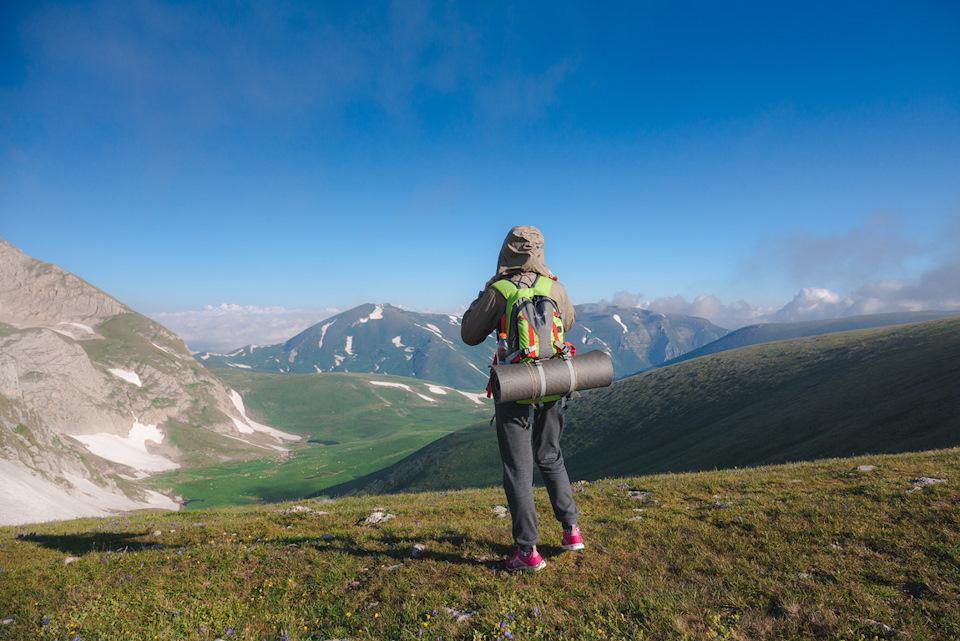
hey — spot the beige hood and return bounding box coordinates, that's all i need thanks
[494,225,554,280]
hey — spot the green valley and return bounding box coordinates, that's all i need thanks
[147,371,492,508]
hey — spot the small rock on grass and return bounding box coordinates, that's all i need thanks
[908,477,947,492]
[63,556,81,565]
[362,511,395,525]
[492,506,508,518]
[445,606,478,623]
[853,465,878,472]
[628,491,654,502]
[861,618,899,638]
[1,615,14,625]
[410,543,426,558]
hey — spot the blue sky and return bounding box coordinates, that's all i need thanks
[2,1,959,352]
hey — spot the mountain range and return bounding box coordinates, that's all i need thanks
[194,303,731,387]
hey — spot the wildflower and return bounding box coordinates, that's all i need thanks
[42,617,50,625]
[500,620,508,629]
[226,627,234,635]
[505,633,514,640]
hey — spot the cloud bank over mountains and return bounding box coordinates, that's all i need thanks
[152,304,338,354]
[641,252,960,329]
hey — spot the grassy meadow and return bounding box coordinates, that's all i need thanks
[1,447,957,640]
[146,371,491,509]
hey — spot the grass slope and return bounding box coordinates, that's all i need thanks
[1,447,957,640]
[326,317,960,497]
[564,316,960,481]
[146,370,491,509]
[661,310,960,368]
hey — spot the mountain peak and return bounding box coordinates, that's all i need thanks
[0,237,129,332]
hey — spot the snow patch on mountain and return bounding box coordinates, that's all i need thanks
[612,314,629,333]
[0,459,180,526]
[427,385,448,395]
[456,390,488,405]
[344,336,354,355]
[108,368,142,387]
[73,419,179,473]
[317,321,335,349]
[228,390,300,442]
[369,380,438,403]
[392,336,404,348]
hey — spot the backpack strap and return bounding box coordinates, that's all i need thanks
[490,279,518,338]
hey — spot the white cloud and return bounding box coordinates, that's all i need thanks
[629,249,960,329]
[150,304,338,353]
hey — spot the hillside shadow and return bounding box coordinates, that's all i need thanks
[278,532,514,569]
[14,530,519,569]
[15,531,159,556]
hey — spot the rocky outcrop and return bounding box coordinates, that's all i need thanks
[0,238,300,525]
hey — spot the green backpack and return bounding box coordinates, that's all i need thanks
[490,275,572,403]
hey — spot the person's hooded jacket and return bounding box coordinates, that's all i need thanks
[461,225,576,346]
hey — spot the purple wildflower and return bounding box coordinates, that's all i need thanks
[226,627,234,635]
[505,633,514,640]
[42,617,50,625]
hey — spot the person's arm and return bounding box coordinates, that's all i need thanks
[461,286,503,346]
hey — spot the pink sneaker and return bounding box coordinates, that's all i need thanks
[505,547,546,571]
[561,524,584,551]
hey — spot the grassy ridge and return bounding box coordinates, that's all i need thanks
[147,371,491,509]
[660,310,960,368]
[564,316,960,481]
[1,447,957,640]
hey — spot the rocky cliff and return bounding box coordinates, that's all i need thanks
[0,238,299,526]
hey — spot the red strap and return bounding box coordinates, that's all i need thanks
[526,320,537,358]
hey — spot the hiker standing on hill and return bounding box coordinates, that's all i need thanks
[461,225,584,571]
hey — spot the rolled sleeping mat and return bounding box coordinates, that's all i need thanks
[489,349,614,403]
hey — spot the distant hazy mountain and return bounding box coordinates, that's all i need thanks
[195,304,729,388]
[320,316,960,496]
[195,304,494,389]
[0,238,298,525]
[565,306,729,376]
[660,310,960,368]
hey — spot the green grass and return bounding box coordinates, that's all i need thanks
[1,447,957,640]
[146,371,492,510]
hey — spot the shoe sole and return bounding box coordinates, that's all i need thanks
[507,560,547,571]
[561,542,585,551]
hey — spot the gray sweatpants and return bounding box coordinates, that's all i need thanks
[495,397,579,550]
